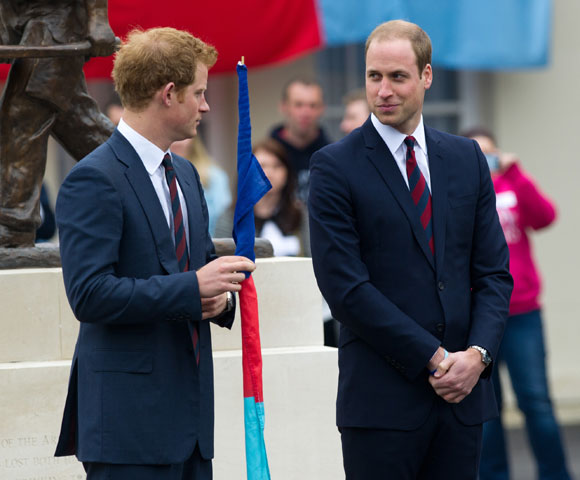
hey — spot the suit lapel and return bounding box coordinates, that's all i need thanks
[362,121,435,271]
[425,127,448,273]
[108,130,179,274]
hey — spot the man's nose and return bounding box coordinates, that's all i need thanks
[200,97,210,112]
[378,79,393,98]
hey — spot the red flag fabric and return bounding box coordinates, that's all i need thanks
[0,0,323,80]
[240,276,264,401]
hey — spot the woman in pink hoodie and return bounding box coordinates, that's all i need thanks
[463,128,571,480]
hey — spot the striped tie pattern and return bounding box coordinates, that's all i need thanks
[162,153,199,364]
[162,154,189,271]
[404,136,434,255]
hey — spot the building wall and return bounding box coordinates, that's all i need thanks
[205,55,316,184]
[493,0,580,412]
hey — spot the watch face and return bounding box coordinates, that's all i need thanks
[480,349,491,365]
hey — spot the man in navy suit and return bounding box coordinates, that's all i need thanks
[308,20,513,479]
[54,27,255,479]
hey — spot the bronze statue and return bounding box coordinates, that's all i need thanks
[0,0,117,248]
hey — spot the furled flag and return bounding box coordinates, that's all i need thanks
[233,60,272,480]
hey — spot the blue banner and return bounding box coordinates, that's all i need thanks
[318,0,552,69]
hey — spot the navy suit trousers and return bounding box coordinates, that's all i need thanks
[83,445,212,480]
[341,397,483,479]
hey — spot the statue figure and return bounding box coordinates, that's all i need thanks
[0,0,117,247]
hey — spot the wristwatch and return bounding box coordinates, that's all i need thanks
[469,345,492,366]
[225,291,234,312]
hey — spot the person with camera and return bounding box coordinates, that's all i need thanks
[462,127,572,480]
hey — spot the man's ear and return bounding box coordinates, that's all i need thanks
[161,82,176,106]
[422,64,433,90]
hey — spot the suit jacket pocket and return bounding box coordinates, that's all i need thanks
[91,350,153,373]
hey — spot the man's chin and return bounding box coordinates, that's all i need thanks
[297,125,316,136]
[372,111,397,127]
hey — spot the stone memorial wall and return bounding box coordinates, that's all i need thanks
[1,257,578,478]
[0,258,343,479]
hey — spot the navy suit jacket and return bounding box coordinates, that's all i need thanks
[54,130,234,464]
[309,119,513,430]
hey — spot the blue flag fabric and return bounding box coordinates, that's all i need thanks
[233,63,272,265]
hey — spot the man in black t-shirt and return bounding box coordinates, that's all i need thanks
[270,77,331,203]
[270,77,338,346]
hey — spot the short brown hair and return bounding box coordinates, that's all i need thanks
[113,27,217,111]
[365,20,432,76]
[342,88,367,106]
[281,77,323,103]
[459,127,497,146]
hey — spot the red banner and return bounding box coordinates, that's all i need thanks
[1,0,323,81]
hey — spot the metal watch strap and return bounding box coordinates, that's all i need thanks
[225,291,234,312]
[469,345,492,365]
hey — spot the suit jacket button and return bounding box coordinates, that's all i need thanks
[436,323,445,333]
[438,281,445,291]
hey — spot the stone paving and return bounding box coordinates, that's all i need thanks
[507,424,579,480]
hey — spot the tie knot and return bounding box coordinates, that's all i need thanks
[404,136,416,149]
[162,153,173,171]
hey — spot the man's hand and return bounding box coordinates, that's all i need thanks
[196,256,255,298]
[201,294,227,320]
[429,349,486,403]
[427,346,447,374]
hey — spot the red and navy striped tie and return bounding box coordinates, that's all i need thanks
[162,153,199,364]
[404,136,434,255]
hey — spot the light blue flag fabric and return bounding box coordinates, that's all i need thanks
[318,0,552,69]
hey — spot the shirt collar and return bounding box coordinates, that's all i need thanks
[370,114,427,157]
[117,118,170,175]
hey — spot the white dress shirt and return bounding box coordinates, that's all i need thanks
[370,114,431,192]
[117,119,190,246]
